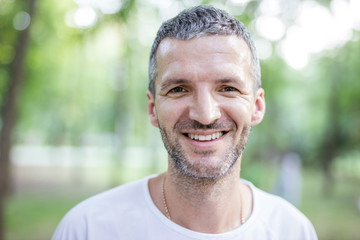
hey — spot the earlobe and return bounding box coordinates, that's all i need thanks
[251,88,266,126]
[146,91,159,128]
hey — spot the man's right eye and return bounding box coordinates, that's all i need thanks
[169,87,186,93]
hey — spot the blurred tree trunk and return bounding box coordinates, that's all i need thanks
[320,63,341,196]
[0,1,36,239]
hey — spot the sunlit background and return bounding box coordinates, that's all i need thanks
[0,0,359,239]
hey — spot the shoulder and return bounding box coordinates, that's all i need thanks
[71,176,147,215]
[253,185,302,217]
[246,181,318,240]
[52,176,151,240]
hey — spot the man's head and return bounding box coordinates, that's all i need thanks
[148,5,261,96]
[147,5,265,180]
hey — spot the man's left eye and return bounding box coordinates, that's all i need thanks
[221,86,237,92]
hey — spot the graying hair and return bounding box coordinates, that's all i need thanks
[148,5,261,95]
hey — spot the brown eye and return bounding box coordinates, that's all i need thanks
[221,86,237,92]
[169,87,186,93]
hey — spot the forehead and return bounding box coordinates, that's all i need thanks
[157,35,251,65]
[155,35,252,88]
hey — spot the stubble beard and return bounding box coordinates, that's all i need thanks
[159,119,252,180]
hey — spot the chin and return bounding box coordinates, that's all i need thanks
[174,156,237,180]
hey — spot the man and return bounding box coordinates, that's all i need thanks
[52,5,317,239]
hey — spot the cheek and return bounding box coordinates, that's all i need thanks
[223,102,252,127]
[156,100,187,126]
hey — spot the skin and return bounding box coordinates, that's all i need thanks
[147,35,265,233]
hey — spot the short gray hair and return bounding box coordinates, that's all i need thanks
[148,5,261,95]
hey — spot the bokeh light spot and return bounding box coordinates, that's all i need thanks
[13,11,31,31]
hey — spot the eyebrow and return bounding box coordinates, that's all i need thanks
[215,78,246,87]
[160,79,190,92]
[215,78,237,84]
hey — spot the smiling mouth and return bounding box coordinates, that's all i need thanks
[184,132,226,141]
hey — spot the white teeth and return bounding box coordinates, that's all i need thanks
[188,132,223,141]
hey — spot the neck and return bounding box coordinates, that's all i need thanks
[164,158,244,233]
[168,160,241,204]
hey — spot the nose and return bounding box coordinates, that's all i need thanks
[189,89,221,125]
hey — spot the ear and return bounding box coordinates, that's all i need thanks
[251,88,266,126]
[146,90,159,128]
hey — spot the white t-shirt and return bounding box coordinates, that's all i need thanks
[52,176,317,240]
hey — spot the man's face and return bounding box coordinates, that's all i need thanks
[147,35,265,179]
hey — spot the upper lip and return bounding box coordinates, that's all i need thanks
[181,130,227,135]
